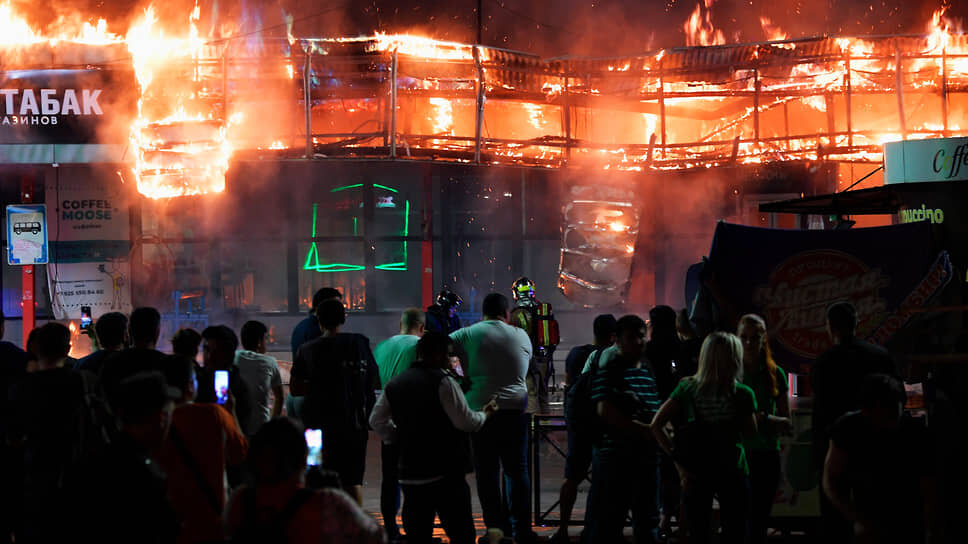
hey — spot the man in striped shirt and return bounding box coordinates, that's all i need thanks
[584,314,662,544]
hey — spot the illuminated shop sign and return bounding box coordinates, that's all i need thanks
[884,137,968,183]
[898,204,945,225]
[0,69,135,144]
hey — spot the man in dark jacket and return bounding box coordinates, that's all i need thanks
[100,307,166,411]
[290,287,342,359]
[291,299,380,505]
[370,332,497,544]
[811,301,897,544]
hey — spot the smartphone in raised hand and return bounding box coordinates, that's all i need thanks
[214,370,229,405]
[305,429,323,466]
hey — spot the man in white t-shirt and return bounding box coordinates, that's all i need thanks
[234,320,284,435]
[450,293,534,543]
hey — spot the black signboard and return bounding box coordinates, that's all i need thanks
[0,68,137,144]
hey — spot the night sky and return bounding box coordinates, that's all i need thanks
[13,0,967,56]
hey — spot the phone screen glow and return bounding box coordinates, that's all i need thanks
[214,370,229,405]
[305,429,323,466]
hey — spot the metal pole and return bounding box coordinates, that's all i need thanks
[563,74,571,165]
[222,45,229,124]
[942,46,949,137]
[473,46,485,163]
[390,49,398,158]
[303,51,312,159]
[20,175,33,347]
[658,58,667,159]
[895,41,907,139]
[825,94,836,147]
[845,53,853,150]
[783,102,790,142]
[753,68,760,147]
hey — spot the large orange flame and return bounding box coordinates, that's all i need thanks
[684,0,725,47]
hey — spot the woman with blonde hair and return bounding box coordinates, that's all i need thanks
[651,331,757,544]
[738,314,793,544]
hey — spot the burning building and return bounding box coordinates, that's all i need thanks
[3,4,968,345]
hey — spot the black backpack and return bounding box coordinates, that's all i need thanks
[304,335,370,432]
[565,349,608,440]
[232,487,314,544]
[71,370,117,469]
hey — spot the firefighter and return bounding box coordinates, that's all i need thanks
[510,277,560,414]
[425,289,463,335]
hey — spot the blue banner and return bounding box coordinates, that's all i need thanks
[696,221,953,373]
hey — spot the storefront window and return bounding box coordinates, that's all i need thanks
[132,241,214,312]
[298,241,367,311]
[220,242,288,312]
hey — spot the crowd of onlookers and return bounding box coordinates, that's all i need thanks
[0,284,943,544]
[0,299,384,544]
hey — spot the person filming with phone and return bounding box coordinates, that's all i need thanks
[195,326,255,437]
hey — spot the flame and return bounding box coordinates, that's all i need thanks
[366,33,479,60]
[0,3,120,46]
[429,97,454,135]
[126,2,231,199]
[523,103,547,131]
[67,321,89,359]
[760,17,787,41]
[684,0,725,47]
[0,2,968,183]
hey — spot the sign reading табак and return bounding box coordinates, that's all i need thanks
[0,69,136,145]
[6,204,48,265]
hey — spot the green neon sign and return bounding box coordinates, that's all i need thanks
[303,185,410,273]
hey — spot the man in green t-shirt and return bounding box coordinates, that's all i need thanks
[373,308,424,542]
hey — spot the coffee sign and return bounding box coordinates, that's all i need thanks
[884,137,968,184]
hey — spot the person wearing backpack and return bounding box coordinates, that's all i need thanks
[509,277,559,415]
[550,314,616,544]
[290,299,380,506]
[651,332,757,544]
[225,417,383,544]
[582,315,662,544]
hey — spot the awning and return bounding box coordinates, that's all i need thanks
[758,181,957,215]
